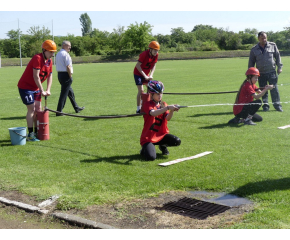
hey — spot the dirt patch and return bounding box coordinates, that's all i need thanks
[0,190,254,229]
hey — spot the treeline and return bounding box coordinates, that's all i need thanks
[1,22,290,59]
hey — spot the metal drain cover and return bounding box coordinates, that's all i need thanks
[157,197,231,220]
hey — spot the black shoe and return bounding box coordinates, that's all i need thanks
[275,107,283,112]
[56,112,64,116]
[75,107,85,113]
[136,110,141,114]
[228,117,240,124]
[159,145,169,155]
[263,106,269,112]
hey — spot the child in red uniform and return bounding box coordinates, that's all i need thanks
[133,41,160,113]
[228,67,274,125]
[18,40,57,141]
[140,80,181,161]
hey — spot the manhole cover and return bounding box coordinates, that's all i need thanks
[157,197,231,220]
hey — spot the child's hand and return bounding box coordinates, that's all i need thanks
[265,85,274,90]
[168,105,179,112]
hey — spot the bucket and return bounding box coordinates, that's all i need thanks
[8,127,26,145]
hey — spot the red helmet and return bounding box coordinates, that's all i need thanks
[246,67,260,76]
[148,41,160,50]
[42,40,57,52]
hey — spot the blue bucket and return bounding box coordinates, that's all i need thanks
[8,127,27,145]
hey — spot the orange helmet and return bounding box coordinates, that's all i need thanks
[246,67,260,76]
[42,40,57,52]
[148,41,160,50]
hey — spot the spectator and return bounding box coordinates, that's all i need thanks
[248,31,283,112]
[55,41,84,116]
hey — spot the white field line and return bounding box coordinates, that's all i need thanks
[159,151,213,167]
[278,125,290,129]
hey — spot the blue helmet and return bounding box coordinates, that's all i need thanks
[147,80,164,94]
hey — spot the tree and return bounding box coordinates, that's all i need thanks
[79,13,92,36]
[6,29,22,40]
[109,26,126,54]
[192,24,215,32]
[25,26,52,57]
[123,21,154,53]
[27,26,51,41]
[244,28,258,36]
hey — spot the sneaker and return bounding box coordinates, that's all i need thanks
[263,106,269,112]
[244,119,256,125]
[228,117,240,124]
[136,110,141,114]
[159,145,169,155]
[27,132,40,141]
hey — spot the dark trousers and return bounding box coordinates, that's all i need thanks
[258,71,281,109]
[57,72,79,112]
[236,99,263,121]
[141,134,181,161]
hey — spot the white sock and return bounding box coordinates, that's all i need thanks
[137,106,141,111]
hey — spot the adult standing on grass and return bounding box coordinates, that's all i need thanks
[133,41,160,113]
[228,67,274,125]
[17,40,57,141]
[55,41,84,116]
[248,31,283,112]
[140,80,181,161]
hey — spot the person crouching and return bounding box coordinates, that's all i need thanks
[228,67,274,125]
[140,80,181,161]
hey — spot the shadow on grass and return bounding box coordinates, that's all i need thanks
[80,153,167,165]
[199,123,244,129]
[36,143,96,157]
[0,139,12,147]
[1,116,26,120]
[188,111,233,118]
[230,178,290,197]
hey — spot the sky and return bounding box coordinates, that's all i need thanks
[1,1,290,39]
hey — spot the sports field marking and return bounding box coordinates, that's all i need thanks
[159,151,213,167]
[278,125,290,129]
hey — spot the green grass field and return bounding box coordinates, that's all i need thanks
[1,57,290,228]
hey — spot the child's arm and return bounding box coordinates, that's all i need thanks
[135,62,152,80]
[150,105,179,120]
[149,64,156,79]
[253,85,274,100]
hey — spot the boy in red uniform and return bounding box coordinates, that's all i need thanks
[228,67,274,125]
[133,41,160,113]
[140,80,181,161]
[18,40,57,141]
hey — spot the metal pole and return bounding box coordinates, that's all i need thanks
[52,19,55,65]
[18,19,22,68]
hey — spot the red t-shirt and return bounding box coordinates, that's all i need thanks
[233,81,258,115]
[140,100,169,146]
[18,53,53,91]
[133,50,158,76]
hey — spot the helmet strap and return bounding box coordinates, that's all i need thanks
[42,50,47,60]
